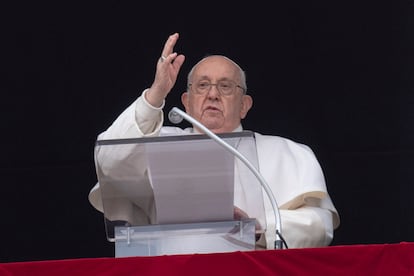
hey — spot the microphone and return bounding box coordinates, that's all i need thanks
[168,107,285,249]
[168,108,184,124]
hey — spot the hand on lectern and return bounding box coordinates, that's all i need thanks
[234,206,262,233]
[233,206,249,220]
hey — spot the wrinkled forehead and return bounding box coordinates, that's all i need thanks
[191,56,241,82]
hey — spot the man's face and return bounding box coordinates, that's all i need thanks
[181,56,252,134]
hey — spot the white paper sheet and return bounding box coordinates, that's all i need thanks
[146,139,235,224]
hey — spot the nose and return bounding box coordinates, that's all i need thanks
[207,84,220,98]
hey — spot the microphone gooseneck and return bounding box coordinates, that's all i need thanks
[168,107,285,249]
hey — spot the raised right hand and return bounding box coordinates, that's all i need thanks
[145,33,186,107]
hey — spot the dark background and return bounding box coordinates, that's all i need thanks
[1,1,413,262]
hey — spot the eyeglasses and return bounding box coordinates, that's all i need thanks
[189,80,246,96]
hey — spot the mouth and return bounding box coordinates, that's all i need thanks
[204,106,220,112]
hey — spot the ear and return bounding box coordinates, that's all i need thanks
[181,92,189,111]
[240,94,253,119]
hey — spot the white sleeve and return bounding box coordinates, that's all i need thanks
[89,90,165,215]
[259,195,335,249]
[278,206,334,248]
[258,204,334,249]
[98,89,165,140]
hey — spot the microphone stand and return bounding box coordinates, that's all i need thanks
[169,107,285,249]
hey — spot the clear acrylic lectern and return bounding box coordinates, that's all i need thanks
[94,131,266,257]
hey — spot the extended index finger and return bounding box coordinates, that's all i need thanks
[161,33,179,58]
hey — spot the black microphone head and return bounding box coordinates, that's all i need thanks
[168,109,183,124]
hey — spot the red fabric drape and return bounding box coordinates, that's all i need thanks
[1,242,413,276]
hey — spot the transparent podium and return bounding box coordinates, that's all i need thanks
[94,131,266,257]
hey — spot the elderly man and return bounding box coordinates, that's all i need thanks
[89,33,340,250]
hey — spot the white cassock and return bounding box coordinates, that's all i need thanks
[89,90,340,250]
